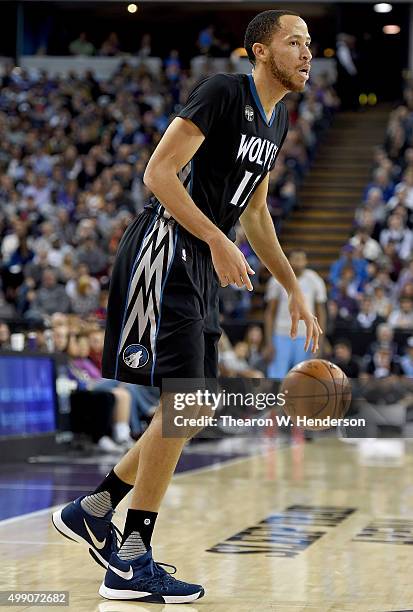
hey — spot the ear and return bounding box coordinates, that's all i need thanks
[251,42,267,64]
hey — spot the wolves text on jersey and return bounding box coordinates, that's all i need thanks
[237,134,279,172]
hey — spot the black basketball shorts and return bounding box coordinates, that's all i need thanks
[102,208,221,390]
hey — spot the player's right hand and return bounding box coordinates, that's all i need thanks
[208,234,255,291]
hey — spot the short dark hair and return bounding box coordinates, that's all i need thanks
[334,338,352,351]
[244,10,300,66]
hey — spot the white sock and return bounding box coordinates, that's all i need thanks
[118,531,147,560]
[113,422,131,443]
[81,490,112,517]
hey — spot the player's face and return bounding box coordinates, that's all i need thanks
[267,15,312,92]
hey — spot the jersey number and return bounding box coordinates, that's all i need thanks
[230,171,263,208]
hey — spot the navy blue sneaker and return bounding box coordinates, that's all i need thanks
[52,496,120,569]
[99,548,205,604]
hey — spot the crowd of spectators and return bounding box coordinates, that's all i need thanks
[0,53,339,445]
[327,77,413,380]
[4,45,411,439]
[0,50,338,327]
[67,28,230,60]
[68,32,152,58]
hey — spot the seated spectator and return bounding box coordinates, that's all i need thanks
[0,291,16,319]
[197,25,214,55]
[69,32,95,56]
[218,332,264,378]
[76,237,108,276]
[367,268,395,296]
[331,339,360,378]
[50,312,69,329]
[25,249,51,285]
[355,295,385,332]
[165,49,181,83]
[379,240,403,281]
[349,228,382,262]
[356,188,386,228]
[370,285,393,319]
[99,32,121,57]
[68,334,134,451]
[88,327,104,371]
[329,244,368,290]
[47,235,74,269]
[364,168,395,203]
[67,274,100,316]
[330,265,362,302]
[93,290,109,321]
[137,33,152,58]
[327,292,358,334]
[239,325,266,374]
[30,268,71,318]
[400,147,413,175]
[396,258,413,296]
[6,236,35,270]
[388,296,413,329]
[379,213,413,261]
[400,280,413,300]
[0,322,11,349]
[363,346,403,379]
[393,168,413,210]
[368,323,399,357]
[52,324,71,354]
[401,336,413,377]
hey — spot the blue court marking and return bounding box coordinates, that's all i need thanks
[0,448,247,522]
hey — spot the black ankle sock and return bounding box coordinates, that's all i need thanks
[119,509,158,559]
[92,469,133,509]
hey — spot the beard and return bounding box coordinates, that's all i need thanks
[269,54,305,93]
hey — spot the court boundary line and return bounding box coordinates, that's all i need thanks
[0,443,283,527]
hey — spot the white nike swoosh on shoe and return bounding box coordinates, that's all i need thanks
[108,563,134,581]
[83,518,106,550]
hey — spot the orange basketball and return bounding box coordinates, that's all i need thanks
[280,359,352,431]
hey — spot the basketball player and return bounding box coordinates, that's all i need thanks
[52,10,321,603]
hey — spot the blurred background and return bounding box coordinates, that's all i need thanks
[1,0,413,462]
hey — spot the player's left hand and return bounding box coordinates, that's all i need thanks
[288,289,323,353]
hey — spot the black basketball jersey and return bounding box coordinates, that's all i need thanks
[152,73,289,236]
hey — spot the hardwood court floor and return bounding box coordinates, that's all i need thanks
[1,438,413,612]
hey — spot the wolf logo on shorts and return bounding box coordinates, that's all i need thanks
[123,344,150,369]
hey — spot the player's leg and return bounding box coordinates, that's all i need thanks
[52,210,163,566]
[113,308,220,515]
[111,386,133,446]
[99,231,209,602]
[99,403,205,601]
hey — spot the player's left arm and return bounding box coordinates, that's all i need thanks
[240,174,322,352]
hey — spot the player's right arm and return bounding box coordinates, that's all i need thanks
[143,116,254,290]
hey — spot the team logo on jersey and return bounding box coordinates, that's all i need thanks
[245,105,254,122]
[123,344,150,369]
